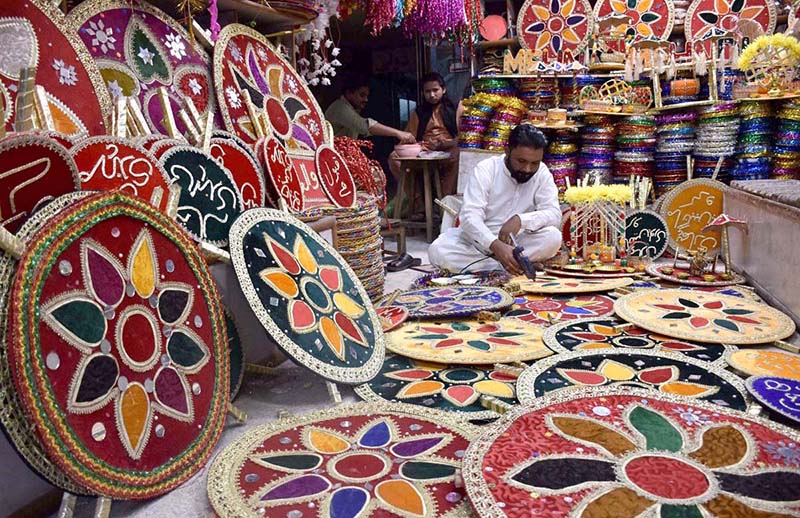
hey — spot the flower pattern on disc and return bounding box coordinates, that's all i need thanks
[594,0,674,42]
[518,0,593,54]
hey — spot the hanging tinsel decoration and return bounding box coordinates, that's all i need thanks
[208,0,221,41]
[403,0,466,38]
[365,0,397,35]
[176,0,204,49]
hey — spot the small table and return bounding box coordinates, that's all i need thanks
[394,156,447,242]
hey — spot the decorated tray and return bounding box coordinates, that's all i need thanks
[209,132,267,209]
[746,375,800,424]
[544,265,641,278]
[516,0,594,54]
[464,387,800,518]
[614,289,795,344]
[504,293,616,326]
[626,209,669,259]
[646,262,746,287]
[5,192,229,498]
[391,286,514,319]
[376,305,409,332]
[543,316,732,365]
[411,270,511,289]
[386,319,552,365]
[0,0,110,136]
[519,274,633,294]
[69,0,218,135]
[355,354,521,421]
[627,278,761,300]
[726,349,800,380]
[259,135,305,212]
[517,349,748,409]
[0,134,80,233]
[685,0,776,56]
[660,178,725,254]
[229,208,384,384]
[159,146,244,247]
[207,402,477,518]
[593,0,675,41]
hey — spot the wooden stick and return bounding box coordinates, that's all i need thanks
[480,395,513,414]
[157,87,179,138]
[199,241,231,264]
[33,85,55,131]
[127,97,151,136]
[14,67,39,132]
[245,363,281,376]
[184,97,204,129]
[57,492,77,518]
[113,96,128,139]
[326,381,342,405]
[93,497,112,518]
[178,109,200,144]
[228,403,248,423]
[241,90,265,138]
[201,110,214,154]
[711,156,724,181]
[149,186,164,210]
[0,226,25,259]
[166,184,182,220]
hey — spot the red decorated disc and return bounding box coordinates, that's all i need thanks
[315,144,357,208]
[593,0,675,42]
[685,0,775,56]
[148,137,184,160]
[261,136,304,212]
[6,192,229,498]
[0,135,80,233]
[209,135,266,209]
[0,0,110,136]
[517,0,594,55]
[71,136,170,206]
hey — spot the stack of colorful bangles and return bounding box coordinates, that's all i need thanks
[578,114,616,183]
[693,103,740,183]
[472,77,516,96]
[545,129,579,200]
[654,111,696,196]
[559,75,603,110]
[733,100,773,181]
[458,93,503,149]
[614,115,656,182]
[773,99,800,179]
[483,97,529,151]
[518,77,558,110]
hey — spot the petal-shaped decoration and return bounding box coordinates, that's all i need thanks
[557,368,607,386]
[320,316,345,360]
[259,268,299,299]
[532,5,551,20]
[290,124,315,151]
[396,380,445,399]
[610,0,628,14]
[294,235,318,274]
[260,474,331,503]
[535,32,552,51]
[83,242,125,308]
[660,341,703,352]
[358,420,392,448]
[600,360,636,381]
[640,12,661,23]
[486,337,519,346]
[117,306,160,371]
[434,338,463,348]
[552,35,562,52]
[129,230,158,299]
[255,453,323,472]
[442,385,479,407]
[717,471,800,502]
[99,61,140,98]
[729,315,760,324]
[551,415,637,456]
[638,366,678,385]
[319,265,343,292]
[68,353,119,411]
[167,329,210,374]
[45,297,107,351]
[283,96,309,121]
[563,28,582,43]
[690,317,709,329]
[525,21,547,33]
[704,494,796,518]
[636,23,655,37]
[566,14,586,26]
[467,340,492,351]
[722,308,755,315]
[570,332,610,341]
[334,312,367,346]
[637,0,654,11]
[561,0,576,16]
[391,436,447,458]
[714,0,728,14]
[157,283,194,325]
[400,461,456,481]
[688,425,749,468]
[677,298,700,308]
[580,487,654,516]
[489,370,519,382]
[267,66,284,99]
[289,299,316,332]
[474,380,515,398]
[704,300,724,310]
[153,366,192,421]
[307,428,350,454]
[247,49,270,94]
[698,11,719,24]
[663,312,692,319]
[655,304,685,311]
[714,319,740,332]
[126,18,172,84]
[333,292,365,319]
[660,382,718,398]
[375,480,425,517]
[386,369,434,381]
[740,5,764,18]
[589,324,619,336]
[328,487,370,518]
[117,382,152,460]
[0,19,37,80]
[629,406,682,452]
[660,505,703,518]
[509,457,617,490]
[264,235,301,275]
[421,326,454,334]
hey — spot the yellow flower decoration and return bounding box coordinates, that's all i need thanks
[564,184,633,204]
[738,33,800,71]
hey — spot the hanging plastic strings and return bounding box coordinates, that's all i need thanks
[403,0,466,39]
[365,0,397,35]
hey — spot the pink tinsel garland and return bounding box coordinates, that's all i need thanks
[403,0,466,37]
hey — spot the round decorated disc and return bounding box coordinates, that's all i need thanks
[68,0,218,135]
[464,388,800,518]
[0,135,80,233]
[355,354,521,420]
[543,316,731,365]
[229,208,384,384]
[685,0,775,56]
[517,349,747,409]
[614,289,795,344]
[207,402,477,518]
[593,0,675,41]
[626,210,669,259]
[376,305,409,332]
[520,274,633,294]
[316,144,357,209]
[504,293,616,326]
[6,192,229,498]
[71,136,170,204]
[646,262,746,287]
[727,350,800,381]
[517,0,594,55]
[209,133,267,209]
[660,179,725,254]
[627,279,761,300]
[544,267,639,278]
[387,319,552,364]
[747,376,800,424]
[392,286,514,318]
[159,146,244,247]
[260,135,304,212]
[0,0,110,136]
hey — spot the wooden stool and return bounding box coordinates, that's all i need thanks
[394,156,446,242]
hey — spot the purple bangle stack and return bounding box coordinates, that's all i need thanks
[654,111,697,197]
[545,130,579,201]
[458,93,504,150]
[578,114,616,183]
[693,103,740,183]
[518,78,558,110]
[771,99,800,180]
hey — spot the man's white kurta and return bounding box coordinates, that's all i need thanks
[428,154,562,272]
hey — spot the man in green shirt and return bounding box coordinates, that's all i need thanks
[325,75,416,143]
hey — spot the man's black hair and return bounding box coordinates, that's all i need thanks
[414,71,458,142]
[508,124,548,150]
[342,73,370,94]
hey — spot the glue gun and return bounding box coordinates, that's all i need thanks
[509,234,537,280]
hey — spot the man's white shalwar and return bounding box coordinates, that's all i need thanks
[428,154,562,272]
